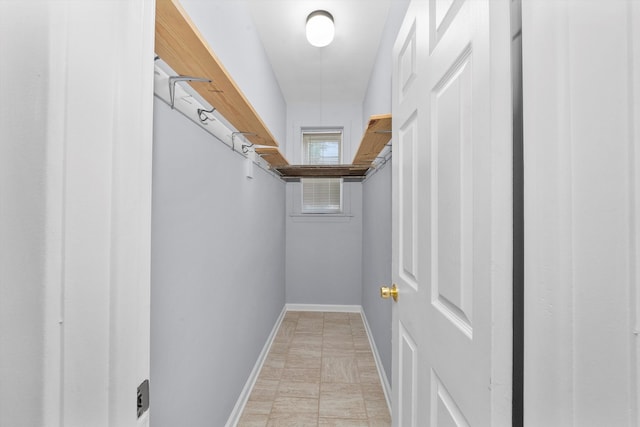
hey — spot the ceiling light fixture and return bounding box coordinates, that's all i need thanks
[306,10,334,47]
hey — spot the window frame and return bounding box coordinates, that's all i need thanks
[300,128,344,214]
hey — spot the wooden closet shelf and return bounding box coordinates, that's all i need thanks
[274,165,370,179]
[155,0,280,148]
[352,114,392,166]
[255,147,289,167]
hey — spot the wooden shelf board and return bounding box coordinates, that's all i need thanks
[255,147,289,167]
[352,114,392,166]
[274,165,370,178]
[155,0,279,147]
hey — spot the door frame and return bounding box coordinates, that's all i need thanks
[522,1,640,424]
[43,1,156,425]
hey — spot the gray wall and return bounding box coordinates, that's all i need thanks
[0,4,47,425]
[181,0,287,148]
[150,4,288,423]
[151,100,286,426]
[284,102,364,305]
[360,0,410,385]
[286,182,363,305]
[361,165,393,384]
[362,0,410,123]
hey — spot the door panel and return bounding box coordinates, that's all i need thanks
[432,46,474,335]
[431,371,471,427]
[430,0,465,52]
[398,22,417,103]
[399,113,419,289]
[392,0,512,425]
[399,323,418,427]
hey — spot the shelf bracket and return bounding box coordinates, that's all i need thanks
[168,75,212,109]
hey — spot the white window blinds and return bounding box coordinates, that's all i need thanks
[302,178,342,212]
[302,131,342,213]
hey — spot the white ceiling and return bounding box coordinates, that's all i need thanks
[247,0,392,105]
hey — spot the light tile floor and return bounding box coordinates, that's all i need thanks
[237,311,391,427]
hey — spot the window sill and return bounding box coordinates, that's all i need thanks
[289,213,355,223]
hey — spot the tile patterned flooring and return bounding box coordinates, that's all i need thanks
[237,311,391,427]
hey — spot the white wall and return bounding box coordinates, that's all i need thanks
[151,100,286,427]
[180,0,287,150]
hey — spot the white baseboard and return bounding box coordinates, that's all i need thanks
[224,306,287,427]
[360,310,392,412]
[285,303,362,313]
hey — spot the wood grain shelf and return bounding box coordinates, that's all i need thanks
[274,165,370,179]
[352,114,392,166]
[255,147,289,167]
[155,0,279,148]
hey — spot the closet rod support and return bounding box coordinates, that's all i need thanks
[198,107,216,124]
[242,143,254,154]
[169,75,212,109]
[231,131,257,153]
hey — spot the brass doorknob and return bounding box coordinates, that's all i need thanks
[380,284,398,302]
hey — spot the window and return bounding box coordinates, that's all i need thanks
[302,130,342,213]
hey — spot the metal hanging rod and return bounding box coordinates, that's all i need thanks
[363,145,393,182]
[169,75,212,109]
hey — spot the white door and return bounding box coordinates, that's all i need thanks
[391,0,513,425]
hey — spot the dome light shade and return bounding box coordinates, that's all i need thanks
[306,10,334,47]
